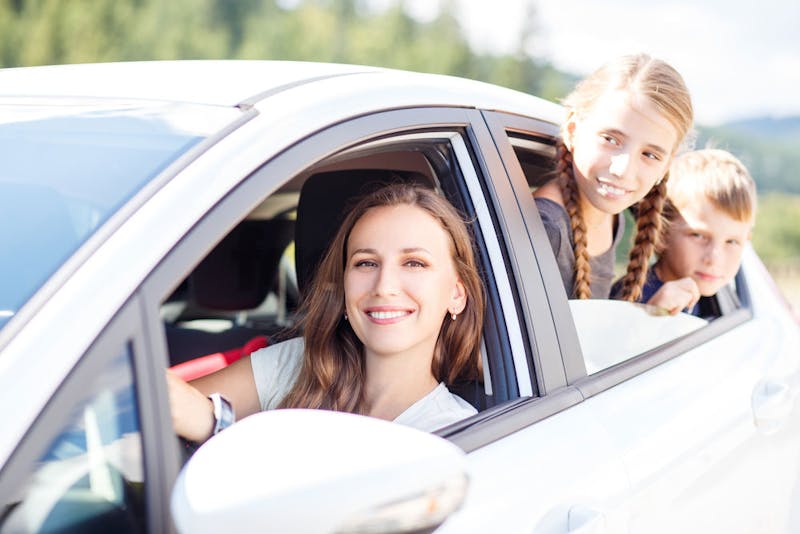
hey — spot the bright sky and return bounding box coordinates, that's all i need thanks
[400,0,800,126]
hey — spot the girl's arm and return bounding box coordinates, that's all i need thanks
[166,355,261,443]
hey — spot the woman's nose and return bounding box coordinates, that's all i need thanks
[373,265,400,296]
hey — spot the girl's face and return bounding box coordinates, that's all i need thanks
[566,90,679,216]
[343,204,466,361]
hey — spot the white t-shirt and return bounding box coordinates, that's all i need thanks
[249,338,477,432]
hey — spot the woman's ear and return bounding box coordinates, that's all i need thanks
[451,279,467,314]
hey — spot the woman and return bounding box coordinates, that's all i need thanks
[168,183,485,441]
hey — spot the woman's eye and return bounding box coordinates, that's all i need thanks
[355,259,378,268]
[404,259,427,268]
[643,151,661,161]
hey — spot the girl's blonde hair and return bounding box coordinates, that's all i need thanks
[279,183,485,414]
[556,53,694,301]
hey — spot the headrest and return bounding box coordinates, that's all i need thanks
[190,218,294,311]
[294,169,431,296]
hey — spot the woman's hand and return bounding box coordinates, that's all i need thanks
[166,369,215,443]
[647,277,701,316]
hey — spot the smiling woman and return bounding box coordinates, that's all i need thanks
[167,183,485,442]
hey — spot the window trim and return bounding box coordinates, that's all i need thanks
[480,110,575,392]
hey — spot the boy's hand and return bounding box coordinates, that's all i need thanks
[646,277,701,316]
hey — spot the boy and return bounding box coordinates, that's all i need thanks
[615,148,757,316]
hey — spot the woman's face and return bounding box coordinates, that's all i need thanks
[343,204,466,361]
[566,90,679,217]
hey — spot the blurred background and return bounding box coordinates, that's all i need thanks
[1,0,797,310]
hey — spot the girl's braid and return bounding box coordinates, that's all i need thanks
[557,140,592,299]
[619,175,669,302]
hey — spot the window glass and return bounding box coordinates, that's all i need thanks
[0,101,241,332]
[0,344,146,533]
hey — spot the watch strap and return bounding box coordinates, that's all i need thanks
[208,393,235,435]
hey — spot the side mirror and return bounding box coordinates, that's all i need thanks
[171,409,468,533]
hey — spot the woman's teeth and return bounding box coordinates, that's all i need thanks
[368,310,408,319]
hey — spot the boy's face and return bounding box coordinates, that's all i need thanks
[658,201,752,297]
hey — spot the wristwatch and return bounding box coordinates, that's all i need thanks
[208,393,235,435]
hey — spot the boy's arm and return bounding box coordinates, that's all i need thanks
[647,277,701,315]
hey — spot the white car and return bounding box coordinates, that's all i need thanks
[1,61,798,534]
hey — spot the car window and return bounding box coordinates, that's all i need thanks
[504,130,741,373]
[0,101,241,332]
[158,126,532,432]
[0,344,146,533]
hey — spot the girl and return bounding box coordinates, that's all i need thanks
[534,53,694,301]
[168,183,485,442]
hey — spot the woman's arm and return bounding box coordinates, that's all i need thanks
[166,355,261,443]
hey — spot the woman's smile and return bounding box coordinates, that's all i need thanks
[365,307,414,323]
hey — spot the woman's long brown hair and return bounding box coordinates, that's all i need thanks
[279,183,485,414]
[558,53,694,301]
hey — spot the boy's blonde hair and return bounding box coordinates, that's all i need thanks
[666,149,757,225]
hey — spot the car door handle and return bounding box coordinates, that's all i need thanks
[567,504,607,533]
[751,378,793,435]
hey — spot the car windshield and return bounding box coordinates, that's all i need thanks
[0,100,241,331]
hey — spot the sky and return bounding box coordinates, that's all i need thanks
[398,0,800,126]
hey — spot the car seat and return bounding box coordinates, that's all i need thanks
[167,218,294,380]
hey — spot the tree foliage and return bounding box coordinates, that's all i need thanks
[0,0,572,102]
[2,0,797,264]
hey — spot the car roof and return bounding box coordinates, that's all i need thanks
[0,60,563,122]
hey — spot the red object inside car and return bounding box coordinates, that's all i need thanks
[170,335,269,382]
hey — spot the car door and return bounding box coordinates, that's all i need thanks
[482,109,800,533]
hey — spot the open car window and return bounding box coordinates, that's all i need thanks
[156,123,535,443]
[500,125,752,375]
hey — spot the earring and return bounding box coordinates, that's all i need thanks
[451,311,457,321]
[344,312,348,321]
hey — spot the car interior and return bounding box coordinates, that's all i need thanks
[161,139,495,415]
